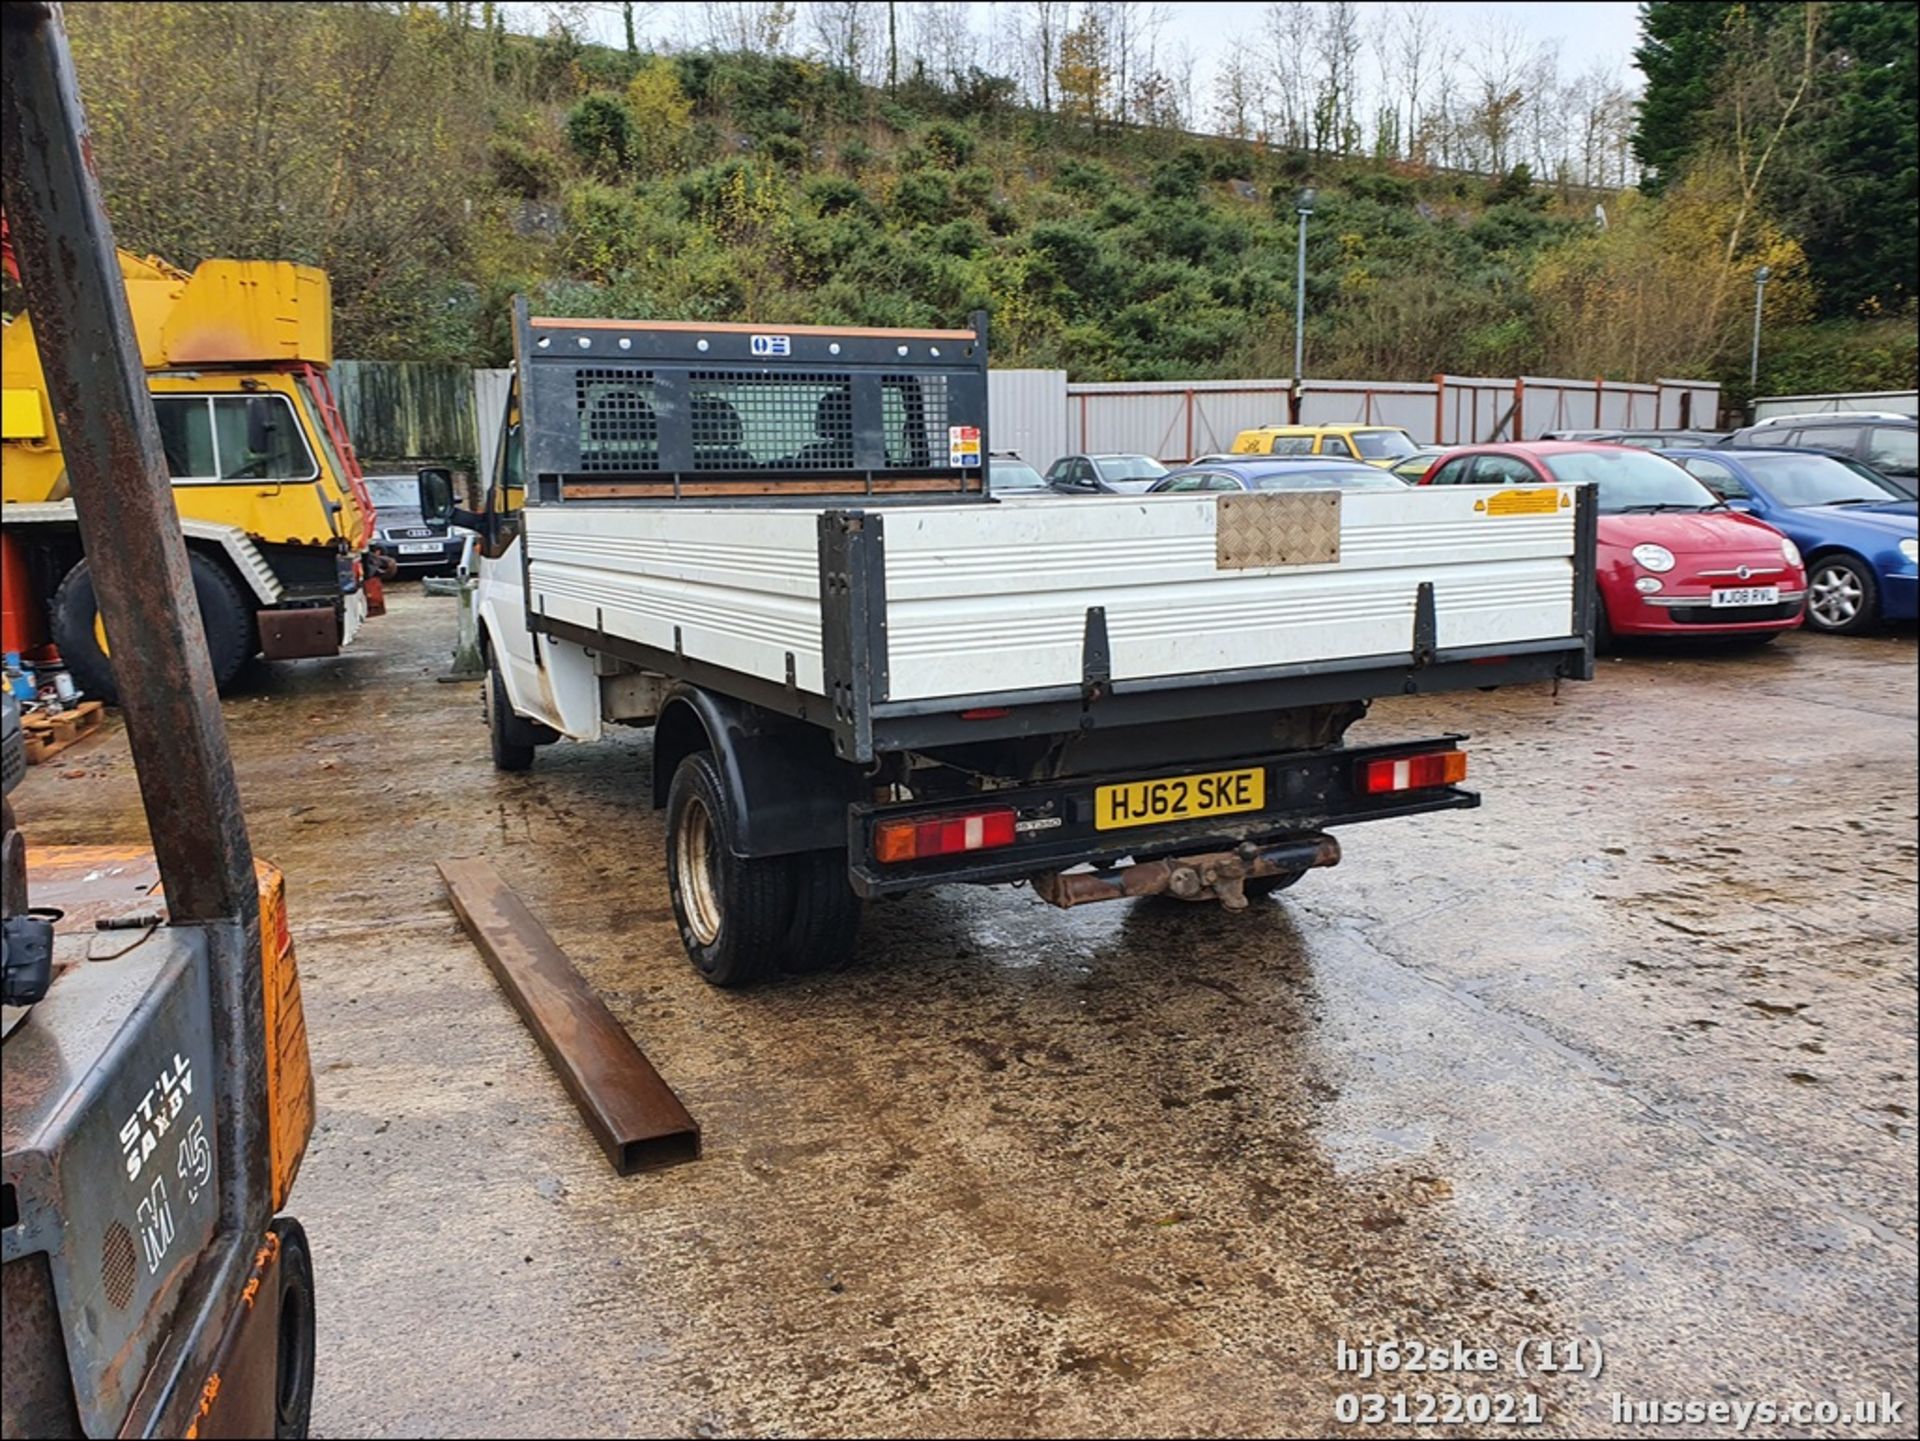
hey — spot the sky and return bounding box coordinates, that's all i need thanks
[506,2,1649,117]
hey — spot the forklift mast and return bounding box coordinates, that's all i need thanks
[1,5,314,1436]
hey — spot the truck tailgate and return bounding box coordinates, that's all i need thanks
[524,484,1587,705]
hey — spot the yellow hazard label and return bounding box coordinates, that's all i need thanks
[1483,487,1562,516]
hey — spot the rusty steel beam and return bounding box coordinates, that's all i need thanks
[1,0,270,1259]
[439,860,700,1175]
[1031,833,1341,911]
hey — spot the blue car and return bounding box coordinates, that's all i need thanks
[1665,449,1918,634]
[1146,457,1408,494]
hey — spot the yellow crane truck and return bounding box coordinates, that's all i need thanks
[2,239,378,701]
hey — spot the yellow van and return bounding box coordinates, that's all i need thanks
[1228,424,1420,467]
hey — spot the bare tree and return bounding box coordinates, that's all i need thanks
[1310,0,1363,154]
[907,0,976,86]
[1261,1,1315,151]
[1212,42,1260,142]
[699,1,797,52]
[1462,17,1532,173]
[1165,35,1198,129]
[807,1,874,76]
[1391,1,1439,164]
[1009,0,1073,113]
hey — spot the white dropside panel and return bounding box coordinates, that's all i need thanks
[879,488,1579,702]
[525,504,826,692]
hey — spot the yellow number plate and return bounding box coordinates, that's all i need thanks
[1094,767,1266,831]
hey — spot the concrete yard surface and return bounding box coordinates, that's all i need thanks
[15,590,1916,1438]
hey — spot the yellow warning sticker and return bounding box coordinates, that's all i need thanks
[1484,487,1562,516]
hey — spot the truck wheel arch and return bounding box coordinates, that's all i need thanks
[650,686,861,859]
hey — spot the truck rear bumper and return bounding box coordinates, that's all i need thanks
[847,736,1476,898]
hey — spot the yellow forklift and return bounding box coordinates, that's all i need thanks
[2,5,317,1434]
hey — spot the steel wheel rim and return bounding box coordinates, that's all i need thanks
[1809,565,1863,627]
[676,797,722,946]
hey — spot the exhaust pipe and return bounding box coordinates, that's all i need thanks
[1030,834,1340,911]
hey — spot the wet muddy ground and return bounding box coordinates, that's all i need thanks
[16,590,1916,1438]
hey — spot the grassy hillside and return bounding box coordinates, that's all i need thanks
[487,52,1590,382]
[45,4,1917,400]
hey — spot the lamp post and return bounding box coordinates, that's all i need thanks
[1750,264,1772,387]
[1293,188,1315,393]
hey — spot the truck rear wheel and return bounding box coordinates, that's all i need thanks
[49,551,254,704]
[665,751,862,986]
[779,848,864,976]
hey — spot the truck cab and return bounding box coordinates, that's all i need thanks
[2,248,376,700]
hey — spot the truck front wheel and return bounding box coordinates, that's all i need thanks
[485,662,536,772]
[49,551,254,704]
[665,751,862,987]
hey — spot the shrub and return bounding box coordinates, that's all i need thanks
[764,134,806,170]
[565,93,631,178]
[625,56,694,175]
[804,174,875,219]
[1346,171,1415,206]
[1149,148,1210,201]
[839,138,876,174]
[1056,159,1116,198]
[893,171,955,227]
[930,218,987,258]
[920,120,976,169]
[490,135,557,199]
[953,166,995,209]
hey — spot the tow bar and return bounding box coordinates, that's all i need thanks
[1030,833,1341,911]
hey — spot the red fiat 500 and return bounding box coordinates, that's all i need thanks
[1420,443,1807,644]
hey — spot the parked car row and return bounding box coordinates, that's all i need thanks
[987,418,1918,642]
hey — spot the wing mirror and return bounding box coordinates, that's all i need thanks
[417,466,455,523]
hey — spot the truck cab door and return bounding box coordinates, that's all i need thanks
[470,393,550,725]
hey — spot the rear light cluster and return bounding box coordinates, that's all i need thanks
[874,807,1017,864]
[1357,750,1468,795]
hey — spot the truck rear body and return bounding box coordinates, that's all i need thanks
[466,301,1593,955]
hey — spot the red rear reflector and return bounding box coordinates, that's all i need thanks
[959,707,1009,720]
[1357,750,1468,794]
[873,807,1017,864]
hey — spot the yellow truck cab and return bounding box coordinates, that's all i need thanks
[2,248,376,699]
[1229,424,1420,468]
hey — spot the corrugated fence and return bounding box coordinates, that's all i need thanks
[1049,373,1723,464]
[333,360,479,469]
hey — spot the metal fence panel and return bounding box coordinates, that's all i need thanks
[1435,377,1517,444]
[1297,383,1438,442]
[988,369,1069,469]
[1751,390,1916,420]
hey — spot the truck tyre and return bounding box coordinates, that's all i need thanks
[485,662,536,771]
[779,849,864,975]
[271,1218,317,1439]
[49,551,254,704]
[665,750,797,987]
